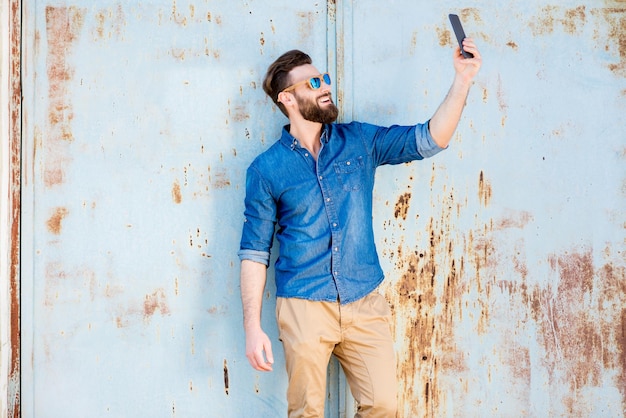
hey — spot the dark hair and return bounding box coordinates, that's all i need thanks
[263,50,312,116]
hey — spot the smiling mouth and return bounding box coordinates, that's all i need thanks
[318,94,333,105]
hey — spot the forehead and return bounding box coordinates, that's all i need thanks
[288,64,321,82]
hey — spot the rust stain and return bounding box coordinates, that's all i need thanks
[495,210,533,230]
[528,247,626,412]
[436,27,451,48]
[385,206,468,415]
[8,0,22,414]
[93,4,125,41]
[230,105,250,122]
[394,192,412,220]
[210,169,231,189]
[530,5,559,36]
[44,6,85,188]
[44,167,64,187]
[496,74,508,114]
[478,170,492,206]
[296,11,317,43]
[460,8,482,24]
[563,6,587,35]
[171,0,188,26]
[143,288,171,319]
[46,207,69,235]
[382,152,622,415]
[207,305,227,315]
[46,6,84,139]
[616,304,626,404]
[223,359,230,395]
[409,31,418,55]
[43,264,98,308]
[506,41,519,51]
[592,7,626,76]
[115,317,125,328]
[116,286,175,327]
[172,180,182,204]
[529,5,626,75]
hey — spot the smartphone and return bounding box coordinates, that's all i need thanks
[448,14,474,58]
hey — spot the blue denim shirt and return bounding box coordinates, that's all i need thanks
[238,121,444,304]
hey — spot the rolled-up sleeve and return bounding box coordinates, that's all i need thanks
[238,164,276,266]
[416,120,446,158]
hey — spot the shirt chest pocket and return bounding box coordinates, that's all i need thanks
[334,156,365,191]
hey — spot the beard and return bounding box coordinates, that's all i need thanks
[295,92,339,124]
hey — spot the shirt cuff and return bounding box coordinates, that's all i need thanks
[237,249,271,266]
[417,120,446,158]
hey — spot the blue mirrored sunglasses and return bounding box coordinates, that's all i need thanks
[282,73,331,93]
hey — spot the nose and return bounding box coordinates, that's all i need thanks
[320,80,331,94]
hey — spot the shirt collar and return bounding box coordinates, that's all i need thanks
[280,124,331,151]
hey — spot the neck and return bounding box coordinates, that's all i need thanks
[288,117,324,158]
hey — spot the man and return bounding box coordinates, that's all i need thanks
[239,39,481,417]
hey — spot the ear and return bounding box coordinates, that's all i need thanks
[277,91,294,106]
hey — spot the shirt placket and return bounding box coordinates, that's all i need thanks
[315,134,343,301]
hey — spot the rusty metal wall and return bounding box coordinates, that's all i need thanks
[354,1,626,417]
[20,1,333,417]
[16,0,626,417]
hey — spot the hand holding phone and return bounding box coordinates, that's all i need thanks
[448,14,474,59]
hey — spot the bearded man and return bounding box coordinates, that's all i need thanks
[238,42,481,418]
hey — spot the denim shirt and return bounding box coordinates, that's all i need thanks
[238,121,444,304]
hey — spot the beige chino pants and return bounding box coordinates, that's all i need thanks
[276,292,397,418]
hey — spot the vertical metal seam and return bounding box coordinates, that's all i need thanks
[7,0,22,417]
[330,0,354,123]
[327,2,357,416]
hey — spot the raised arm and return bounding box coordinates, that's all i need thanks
[429,38,482,148]
[240,259,274,371]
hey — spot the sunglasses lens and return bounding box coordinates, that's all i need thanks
[310,77,322,89]
[323,73,331,85]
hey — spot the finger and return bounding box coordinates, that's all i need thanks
[250,347,273,371]
[461,40,480,56]
[255,353,273,371]
[462,37,475,46]
[264,341,274,365]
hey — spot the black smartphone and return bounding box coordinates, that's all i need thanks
[448,14,474,58]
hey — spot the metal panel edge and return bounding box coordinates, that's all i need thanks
[0,0,22,417]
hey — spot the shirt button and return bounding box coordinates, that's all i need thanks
[333,223,337,227]
[319,176,323,180]
[326,198,331,202]
[305,153,309,157]
[334,247,338,252]
[346,161,351,166]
